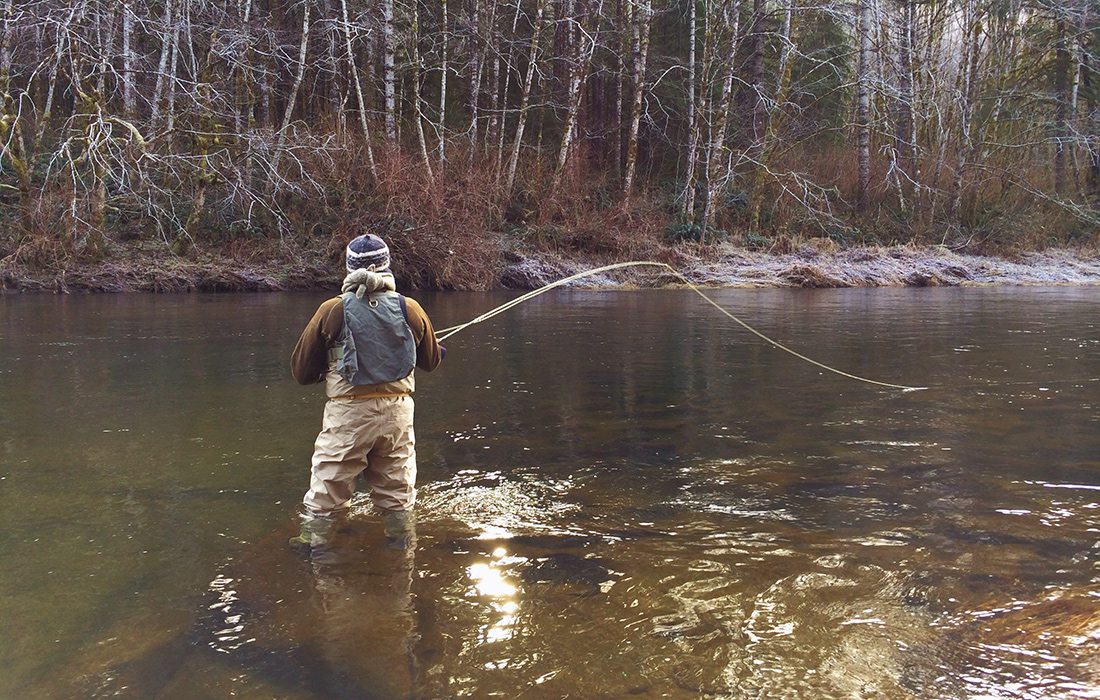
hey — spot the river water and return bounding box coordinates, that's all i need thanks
[1,287,1098,698]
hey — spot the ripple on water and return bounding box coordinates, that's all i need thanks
[414,467,585,537]
[929,592,1100,698]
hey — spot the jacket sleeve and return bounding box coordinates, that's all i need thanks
[404,297,444,372]
[291,297,344,384]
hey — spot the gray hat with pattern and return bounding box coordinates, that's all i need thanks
[345,234,390,273]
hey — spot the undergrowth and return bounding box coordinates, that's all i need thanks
[2,141,1097,292]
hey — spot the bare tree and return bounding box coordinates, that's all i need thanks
[621,0,652,199]
[856,0,873,212]
[0,0,1096,263]
[504,0,548,193]
[383,0,397,142]
[271,0,312,184]
[340,0,377,180]
[553,0,605,191]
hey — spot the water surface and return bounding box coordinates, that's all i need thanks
[1,287,1098,698]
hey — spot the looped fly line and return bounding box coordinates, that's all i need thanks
[435,261,927,392]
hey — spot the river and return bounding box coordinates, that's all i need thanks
[1,287,1098,698]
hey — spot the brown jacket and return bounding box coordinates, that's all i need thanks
[292,295,444,397]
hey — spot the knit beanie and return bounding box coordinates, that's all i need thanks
[345,234,391,273]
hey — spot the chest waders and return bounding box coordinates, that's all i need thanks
[337,290,417,385]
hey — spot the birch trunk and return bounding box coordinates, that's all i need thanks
[553,0,604,191]
[700,0,741,234]
[151,0,175,130]
[121,0,134,115]
[1086,48,1100,201]
[504,0,548,193]
[622,0,651,200]
[613,0,624,176]
[0,0,11,87]
[411,0,433,177]
[680,0,711,223]
[1054,11,1071,194]
[687,0,695,146]
[488,52,500,164]
[235,0,255,134]
[950,0,977,225]
[165,9,181,132]
[95,3,118,97]
[495,0,524,172]
[745,0,765,154]
[33,10,70,156]
[383,0,397,142]
[438,0,448,163]
[748,0,795,231]
[325,0,344,136]
[856,0,872,213]
[340,0,377,179]
[1081,4,1100,201]
[271,1,311,181]
[894,0,915,191]
[0,0,29,194]
[469,0,482,150]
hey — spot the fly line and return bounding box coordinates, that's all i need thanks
[435,261,928,392]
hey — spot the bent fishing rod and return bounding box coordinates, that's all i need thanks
[434,261,927,392]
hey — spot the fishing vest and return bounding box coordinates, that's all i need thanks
[336,290,417,386]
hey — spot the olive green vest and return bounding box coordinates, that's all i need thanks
[337,291,416,386]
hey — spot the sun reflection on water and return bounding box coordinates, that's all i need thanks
[467,546,521,645]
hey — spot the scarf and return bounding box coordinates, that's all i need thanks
[341,268,396,299]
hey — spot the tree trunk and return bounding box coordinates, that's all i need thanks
[748,0,795,231]
[622,0,651,200]
[438,0,448,163]
[700,0,742,234]
[687,0,696,149]
[680,0,712,224]
[383,0,397,142]
[489,51,501,165]
[856,0,873,213]
[504,0,548,193]
[612,0,625,176]
[1081,4,1100,202]
[745,0,766,155]
[95,2,118,98]
[894,0,915,192]
[118,0,134,115]
[325,0,344,136]
[0,13,30,195]
[33,11,69,156]
[1086,54,1100,202]
[151,0,176,130]
[271,1,312,182]
[165,6,181,132]
[0,0,12,89]
[410,0,433,177]
[553,0,604,191]
[340,0,378,179]
[1054,11,1071,194]
[469,0,483,151]
[950,0,977,225]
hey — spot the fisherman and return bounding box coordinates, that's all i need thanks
[290,233,444,551]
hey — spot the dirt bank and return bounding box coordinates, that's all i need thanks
[502,245,1100,289]
[3,240,1099,293]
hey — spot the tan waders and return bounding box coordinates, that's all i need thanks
[291,394,417,552]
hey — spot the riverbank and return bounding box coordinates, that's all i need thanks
[2,239,1099,293]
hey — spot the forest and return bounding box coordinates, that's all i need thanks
[0,0,1097,289]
